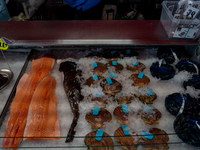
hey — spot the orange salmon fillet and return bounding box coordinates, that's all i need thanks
[2,54,56,150]
[23,75,60,141]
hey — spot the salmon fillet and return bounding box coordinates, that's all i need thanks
[23,75,60,141]
[2,54,56,150]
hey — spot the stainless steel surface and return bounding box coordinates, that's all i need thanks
[0,20,199,47]
[0,69,13,91]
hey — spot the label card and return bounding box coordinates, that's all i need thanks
[122,104,129,113]
[92,74,98,80]
[173,28,199,38]
[111,51,116,55]
[95,129,104,141]
[93,106,100,115]
[133,60,137,66]
[141,131,154,140]
[127,49,131,54]
[121,125,130,135]
[138,72,144,79]
[96,93,101,97]
[106,78,113,84]
[147,89,153,95]
[144,105,151,112]
[109,72,116,78]
[92,62,98,68]
[183,6,199,18]
[112,61,117,66]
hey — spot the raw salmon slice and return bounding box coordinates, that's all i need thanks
[23,75,60,140]
[2,54,56,150]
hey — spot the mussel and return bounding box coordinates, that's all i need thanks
[183,75,200,90]
[150,62,176,80]
[157,47,181,64]
[165,93,200,116]
[174,113,200,147]
[176,60,200,74]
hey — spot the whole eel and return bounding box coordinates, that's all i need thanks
[59,60,83,143]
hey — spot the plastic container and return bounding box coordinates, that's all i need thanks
[160,1,200,39]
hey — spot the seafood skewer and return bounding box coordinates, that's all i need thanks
[59,59,83,143]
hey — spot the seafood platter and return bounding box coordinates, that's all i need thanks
[0,48,200,150]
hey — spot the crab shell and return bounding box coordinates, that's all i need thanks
[140,108,162,125]
[85,76,105,87]
[85,108,112,129]
[115,94,135,104]
[141,128,169,150]
[107,61,124,73]
[114,127,139,150]
[93,62,107,75]
[134,93,157,104]
[100,78,122,95]
[126,62,146,74]
[130,74,150,87]
[84,130,114,150]
[113,106,129,125]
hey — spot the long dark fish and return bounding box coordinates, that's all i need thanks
[59,60,83,143]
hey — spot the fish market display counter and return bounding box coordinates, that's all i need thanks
[0,20,200,150]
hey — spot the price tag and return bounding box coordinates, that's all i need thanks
[122,104,129,113]
[126,49,131,54]
[121,125,130,135]
[112,61,117,66]
[106,78,113,84]
[133,60,137,66]
[147,89,153,95]
[144,105,151,112]
[92,74,98,80]
[96,93,101,97]
[111,51,116,55]
[93,106,99,115]
[92,62,98,68]
[109,72,116,78]
[183,6,199,18]
[141,131,154,140]
[95,129,104,141]
[138,72,144,79]
[0,39,9,50]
